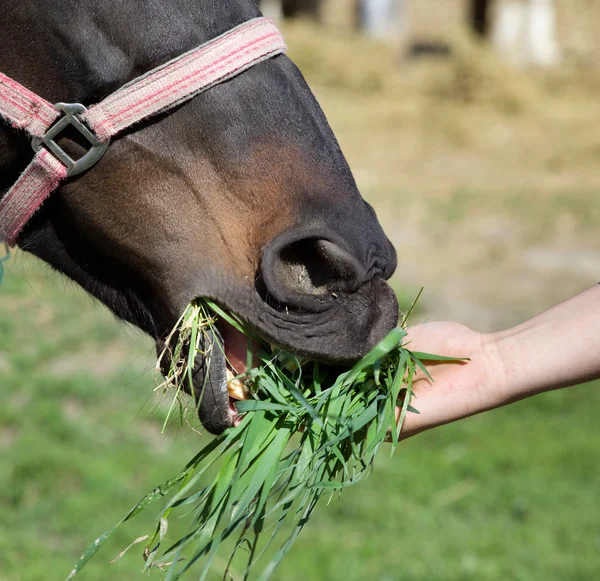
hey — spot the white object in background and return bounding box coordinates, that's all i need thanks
[493,0,560,67]
[260,0,283,21]
[492,0,527,66]
[526,0,560,66]
[361,0,404,40]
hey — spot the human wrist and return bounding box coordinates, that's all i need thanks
[480,330,522,407]
[490,320,558,404]
[487,328,522,402]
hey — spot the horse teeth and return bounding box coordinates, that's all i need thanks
[226,368,248,400]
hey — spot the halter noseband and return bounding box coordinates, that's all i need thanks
[0,17,286,246]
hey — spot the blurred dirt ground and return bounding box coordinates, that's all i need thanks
[284,20,600,330]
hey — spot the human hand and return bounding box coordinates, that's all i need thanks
[396,286,600,438]
[398,322,506,438]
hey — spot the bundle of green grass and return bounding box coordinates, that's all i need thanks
[68,298,454,581]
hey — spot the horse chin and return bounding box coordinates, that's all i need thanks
[157,275,398,436]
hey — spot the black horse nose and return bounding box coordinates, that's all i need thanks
[260,226,369,311]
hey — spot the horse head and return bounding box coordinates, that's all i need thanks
[0,0,398,433]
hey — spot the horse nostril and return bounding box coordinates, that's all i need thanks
[260,234,366,309]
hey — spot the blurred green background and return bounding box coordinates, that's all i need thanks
[2,13,600,581]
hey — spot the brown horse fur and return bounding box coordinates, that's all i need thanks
[0,0,398,433]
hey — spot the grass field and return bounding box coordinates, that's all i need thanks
[2,256,599,581]
[2,23,600,581]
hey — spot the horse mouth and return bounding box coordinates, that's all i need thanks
[185,275,399,435]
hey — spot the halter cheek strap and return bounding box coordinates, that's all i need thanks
[0,17,286,246]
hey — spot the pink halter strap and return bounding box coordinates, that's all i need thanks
[0,17,286,246]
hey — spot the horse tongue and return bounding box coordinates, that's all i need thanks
[220,322,260,374]
[218,322,260,425]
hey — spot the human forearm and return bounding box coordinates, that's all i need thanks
[492,284,600,404]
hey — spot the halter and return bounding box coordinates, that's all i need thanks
[0,17,286,246]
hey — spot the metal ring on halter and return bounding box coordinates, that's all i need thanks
[31,103,110,177]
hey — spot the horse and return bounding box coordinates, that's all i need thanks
[0,0,398,434]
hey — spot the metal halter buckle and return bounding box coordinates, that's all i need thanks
[31,103,109,177]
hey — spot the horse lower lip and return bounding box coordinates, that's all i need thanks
[190,327,231,435]
[190,319,255,434]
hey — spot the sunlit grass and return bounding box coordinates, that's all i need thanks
[1,254,599,581]
[69,297,460,580]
